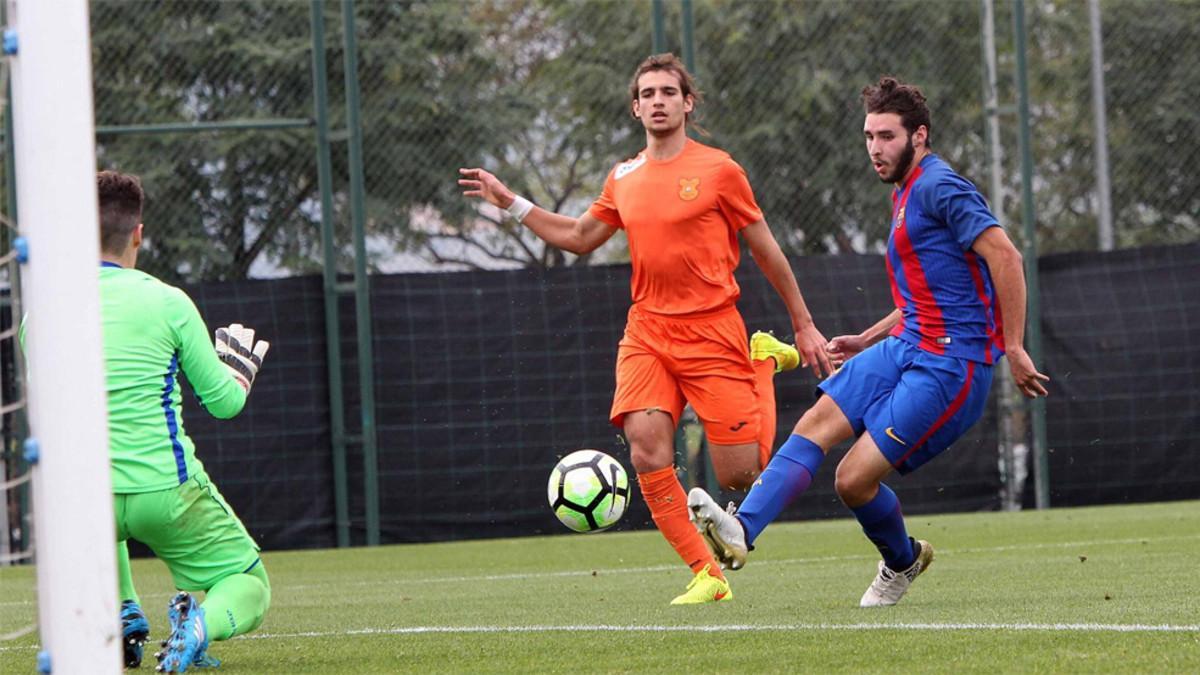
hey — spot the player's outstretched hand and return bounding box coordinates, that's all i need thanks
[215,323,270,393]
[826,334,869,369]
[1006,346,1049,398]
[794,323,834,378]
[458,167,516,209]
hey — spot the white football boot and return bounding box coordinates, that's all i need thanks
[687,487,749,571]
[859,539,934,607]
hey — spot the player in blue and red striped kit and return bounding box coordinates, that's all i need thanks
[689,76,1049,606]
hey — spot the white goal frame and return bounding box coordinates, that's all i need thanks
[8,0,120,671]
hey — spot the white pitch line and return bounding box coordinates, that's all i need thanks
[247,622,1200,639]
[3,620,1198,652]
[3,531,1197,649]
[171,621,1200,639]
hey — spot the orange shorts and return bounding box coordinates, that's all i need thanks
[610,304,760,445]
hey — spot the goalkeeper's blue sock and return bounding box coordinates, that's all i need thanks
[736,434,825,545]
[850,483,916,571]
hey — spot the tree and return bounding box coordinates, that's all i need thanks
[690,0,989,255]
[82,0,1197,282]
[93,1,319,283]
[1023,0,1200,252]
[389,0,651,269]
[91,0,510,282]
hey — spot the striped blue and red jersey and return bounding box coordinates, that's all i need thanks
[885,154,1005,364]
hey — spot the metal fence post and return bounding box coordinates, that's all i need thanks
[652,0,666,53]
[341,0,380,546]
[1013,0,1050,509]
[681,0,695,72]
[309,0,350,549]
[1088,0,1114,252]
[981,0,1024,511]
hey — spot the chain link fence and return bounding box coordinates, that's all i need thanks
[58,0,1197,282]
[1,0,1197,560]
[90,1,318,284]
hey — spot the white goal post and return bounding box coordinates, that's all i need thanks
[7,0,120,671]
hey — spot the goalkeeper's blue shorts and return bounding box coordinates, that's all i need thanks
[818,337,993,474]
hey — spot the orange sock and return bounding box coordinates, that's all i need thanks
[753,358,777,469]
[637,466,725,581]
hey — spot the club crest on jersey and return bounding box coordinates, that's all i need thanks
[614,154,647,180]
[678,178,700,201]
[895,206,906,229]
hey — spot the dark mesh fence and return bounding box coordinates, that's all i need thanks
[362,268,634,542]
[1034,243,1200,507]
[177,277,335,550]
[123,243,1195,548]
[91,0,321,285]
[1021,1,1200,252]
[4,1,1199,554]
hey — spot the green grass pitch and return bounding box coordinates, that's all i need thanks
[2,500,1198,673]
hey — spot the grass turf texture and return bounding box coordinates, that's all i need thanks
[2,500,1198,673]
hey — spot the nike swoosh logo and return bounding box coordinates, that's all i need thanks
[714,591,728,601]
[885,427,908,446]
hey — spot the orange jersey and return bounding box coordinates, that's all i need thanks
[588,139,763,316]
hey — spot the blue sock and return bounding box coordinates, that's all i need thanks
[736,434,825,545]
[850,483,916,570]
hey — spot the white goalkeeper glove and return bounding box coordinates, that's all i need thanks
[214,323,270,393]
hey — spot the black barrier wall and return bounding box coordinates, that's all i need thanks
[353,257,1001,545]
[171,277,337,550]
[4,244,1197,551]
[1033,244,1200,507]
[171,253,1004,547]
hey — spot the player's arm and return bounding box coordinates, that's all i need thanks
[971,227,1049,398]
[170,289,248,419]
[741,219,833,377]
[825,309,902,366]
[523,209,618,255]
[458,167,618,255]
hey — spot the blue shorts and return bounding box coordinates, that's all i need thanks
[818,337,993,474]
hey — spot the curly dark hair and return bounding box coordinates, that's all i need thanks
[861,76,932,147]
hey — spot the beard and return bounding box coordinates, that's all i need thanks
[881,136,916,184]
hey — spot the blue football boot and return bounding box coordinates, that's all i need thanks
[154,592,220,672]
[121,600,150,669]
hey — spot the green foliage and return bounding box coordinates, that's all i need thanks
[691,0,989,255]
[1022,0,1200,252]
[75,0,1199,280]
[3,501,1199,672]
[93,1,316,283]
[1064,0,1200,249]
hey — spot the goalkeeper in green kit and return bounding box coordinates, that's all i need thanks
[93,171,272,672]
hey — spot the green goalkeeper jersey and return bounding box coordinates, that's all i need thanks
[99,263,246,493]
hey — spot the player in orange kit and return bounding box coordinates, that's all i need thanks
[459,53,834,604]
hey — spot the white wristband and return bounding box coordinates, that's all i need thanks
[506,195,534,223]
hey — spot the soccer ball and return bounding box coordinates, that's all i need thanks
[547,449,630,533]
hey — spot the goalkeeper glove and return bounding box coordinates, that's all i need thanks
[214,323,270,393]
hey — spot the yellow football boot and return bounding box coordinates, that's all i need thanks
[750,331,800,374]
[670,564,734,605]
